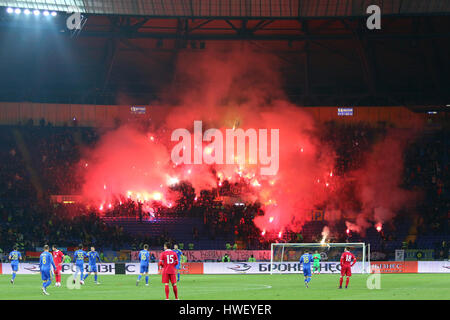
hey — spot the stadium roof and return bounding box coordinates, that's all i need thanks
[1,0,450,18]
[0,2,449,107]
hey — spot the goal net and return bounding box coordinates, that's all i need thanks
[270,242,370,275]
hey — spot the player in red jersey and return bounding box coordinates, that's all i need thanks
[52,245,65,287]
[339,247,356,289]
[159,242,179,300]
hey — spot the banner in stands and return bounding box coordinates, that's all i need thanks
[0,263,115,274]
[124,262,204,275]
[130,250,271,262]
[405,249,433,261]
[395,249,405,261]
[25,251,41,259]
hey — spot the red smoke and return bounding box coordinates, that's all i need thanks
[76,46,421,237]
[344,129,420,234]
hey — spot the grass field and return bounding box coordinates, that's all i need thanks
[0,274,449,300]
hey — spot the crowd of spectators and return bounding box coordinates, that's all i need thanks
[0,127,35,199]
[21,121,98,195]
[0,201,131,251]
[404,130,449,235]
[320,121,386,175]
[202,203,264,248]
[0,120,448,256]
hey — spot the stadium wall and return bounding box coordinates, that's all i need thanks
[0,102,428,128]
[1,261,449,275]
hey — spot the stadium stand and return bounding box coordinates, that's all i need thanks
[0,120,447,259]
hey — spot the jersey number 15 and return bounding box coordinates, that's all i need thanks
[166,255,175,264]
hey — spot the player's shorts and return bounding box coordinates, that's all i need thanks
[162,273,177,284]
[89,264,97,273]
[75,263,84,272]
[41,269,51,281]
[313,263,320,269]
[54,265,62,275]
[303,267,312,277]
[140,264,149,273]
[11,263,19,272]
[340,265,352,277]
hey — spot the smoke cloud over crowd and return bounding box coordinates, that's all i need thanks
[76,45,421,238]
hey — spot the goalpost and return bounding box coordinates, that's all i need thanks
[270,242,371,275]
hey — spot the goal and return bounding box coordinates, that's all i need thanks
[270,242,371,274]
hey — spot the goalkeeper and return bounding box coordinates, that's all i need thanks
[312,250,321,274]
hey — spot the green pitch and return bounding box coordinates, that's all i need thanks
[0,274,449,300]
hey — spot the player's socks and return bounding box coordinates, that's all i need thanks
[137,275,142,281]
[12,273,16,281]
[345,277,350,288]
[177,273,180,281]
[173,285,178,299]
[165,284,170,299]
[339,277,343,288]
[145,276,149,285]
[94,274,98,282]
[84,274,89,280]
[43,280,51,289]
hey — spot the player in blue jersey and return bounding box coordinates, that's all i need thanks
[73,244,87,285]
[299,250,313,288]
[136,244,150,286]
[40,245,56,295]
[83,246,101,285]
[173,244,183,282]
[8,246,22,284]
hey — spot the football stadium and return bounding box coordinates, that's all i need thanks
[0,0,449,307]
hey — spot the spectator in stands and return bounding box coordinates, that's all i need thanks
[0,123,447,255]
